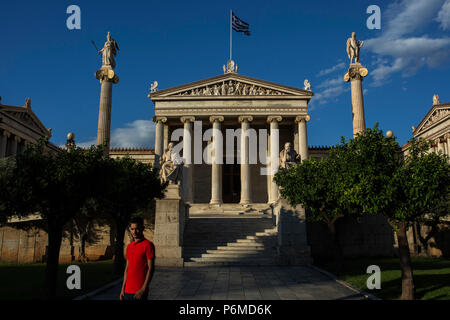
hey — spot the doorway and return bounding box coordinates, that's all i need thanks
[222,163,240,203]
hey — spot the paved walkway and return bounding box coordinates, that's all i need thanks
[90,266,369,300]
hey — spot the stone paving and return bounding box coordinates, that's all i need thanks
[90,266,368,300]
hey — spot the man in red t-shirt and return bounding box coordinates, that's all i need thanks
[120,216,155,300]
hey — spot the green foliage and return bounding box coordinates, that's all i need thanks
[274,157,344,223]
[8,139,105,229]
[94,155,165,223]
[0,157,16,224]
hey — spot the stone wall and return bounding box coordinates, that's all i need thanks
[306,214,396,261]
[0,220,155,264]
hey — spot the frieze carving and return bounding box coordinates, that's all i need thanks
[175,80,287,97]
[420,108,450,132]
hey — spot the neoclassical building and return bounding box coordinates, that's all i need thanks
[149,68,314,207]
[0,98,59,158]
[412,94,450,155]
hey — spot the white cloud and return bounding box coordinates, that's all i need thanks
[77,120,156,149]
[364,0,450,85]
[437,0,450,30]
[310,75,349,108]
[317,62,346,77]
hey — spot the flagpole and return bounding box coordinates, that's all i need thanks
[230,9,232,61]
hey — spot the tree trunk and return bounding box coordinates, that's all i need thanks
[113,219,127,275]
[397,221,415,300]
[43,223,63,300]
[79,232,88,262]
[327,221,344,273]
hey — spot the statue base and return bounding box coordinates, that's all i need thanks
[273,198,313,266]
[153,184,188,267]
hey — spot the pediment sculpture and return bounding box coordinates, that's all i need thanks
[175,80,288,97]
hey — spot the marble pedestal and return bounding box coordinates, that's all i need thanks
[273,198,312,265]
[153,184,187,267]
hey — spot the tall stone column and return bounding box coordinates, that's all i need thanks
[95,68,119,155]
[296,115,310,162]
[238,116,253,205]
[210,116,224,205]
[344,64,368,137]
[181,116,195,203]
[11,135,20,157]
[445,134,450,157]
[267,116,282,203]
[436,138,445,154]
[0,130,9,158]
[153,116,167,168]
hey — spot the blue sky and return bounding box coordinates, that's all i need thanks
[1,0,449,148]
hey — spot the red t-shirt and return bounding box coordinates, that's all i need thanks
[125,239,154,294]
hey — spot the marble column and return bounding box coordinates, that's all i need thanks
[11,135,20,157]
[267,116,282,203]
[437,137,445,154]
[238,116,253,205]
[344,63,368,137]
[153,116,167,168]
[444,133,450,156]
[95,67,119,156]
[296,115,310,162]
[0,130,9,158]
[181,116,195,203]
[210,116,224,205]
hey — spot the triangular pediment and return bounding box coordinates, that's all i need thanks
[414,103,450,136]
[0,105,50,137]
[149,73,313,100]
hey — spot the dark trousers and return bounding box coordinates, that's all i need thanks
[123,292,148,301]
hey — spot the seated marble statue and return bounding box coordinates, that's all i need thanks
[159,142,183,184]
[279,142,301,169]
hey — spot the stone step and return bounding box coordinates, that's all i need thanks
[186,257,278,265]
[185,254,278,260]
[183,246,271,252]
[183,260,278,267]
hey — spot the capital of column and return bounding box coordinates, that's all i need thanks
[295,115,311,123]
[209,116,224,123]
[152,116,167,124]
[238,115,253,123]
[14,136,21,143]
[180,116,195,124]
[344,63,369,82]
[2,130,10,138]
[434,138,441,145]
[95,68,119,84]
[445,133,450,140]
[267,116,282,123]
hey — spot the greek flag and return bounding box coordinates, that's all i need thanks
[232,12,250,36]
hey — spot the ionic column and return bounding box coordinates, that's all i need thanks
[0,130,10,158]
[267,116,282,203]
[344,63,368,137]
[181,116,195,203]
[436,138,445,154]
[445,134,450,157]
[238,116,253,205]
[209,116,224,205]
[12,135,20,157]
[95,67,119,156]
[295,115,310,162]
[153,116,167,168]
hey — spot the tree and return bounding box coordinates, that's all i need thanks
[0,157,16,224]
[94,156,164,274]
[339,126,449,300]
[4,139,105,299]
[275,124,450,299]
[274,155,348,267]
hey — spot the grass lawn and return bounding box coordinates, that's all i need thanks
[315,257,450,300]
[0,260,121,300]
